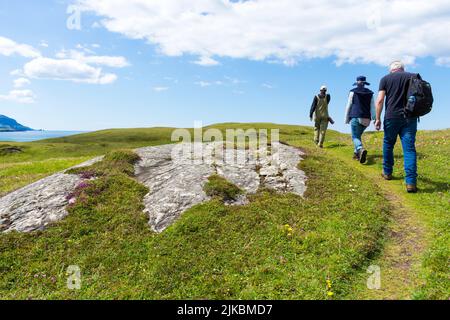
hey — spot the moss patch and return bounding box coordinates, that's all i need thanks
[203,174,244,202]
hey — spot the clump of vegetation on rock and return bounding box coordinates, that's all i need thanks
[67,150,141,178]
[203,174,243,202]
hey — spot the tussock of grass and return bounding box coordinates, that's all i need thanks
[0,145,22,156]
[67,150,141,177]
[203,174,243,202]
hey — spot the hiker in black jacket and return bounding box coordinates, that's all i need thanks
[344,76,376,164]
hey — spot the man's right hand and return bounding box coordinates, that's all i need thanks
[375,120,382,131]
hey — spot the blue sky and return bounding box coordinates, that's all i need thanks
[0,0,449,133]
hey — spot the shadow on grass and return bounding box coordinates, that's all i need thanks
[417,177,450,194]
[365,154,382,166]
[325,143,349,149]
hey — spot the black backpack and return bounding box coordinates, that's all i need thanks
[404,73,434,118]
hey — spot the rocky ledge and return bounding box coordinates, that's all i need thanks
[0,157,102,233]
[135,142,307,232]
[1,143,307,234]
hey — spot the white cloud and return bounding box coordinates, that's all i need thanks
[164,76,179,84]
[10,69,23,76]
[192,56,220,66]
[78,0,450,66]
[436,57,450,67]
[0,89,36,104]
[0,36,41,58]
[262,83,274,89]
[57,49,130,68]
[39,41,49,48]
[152,86,169,92]
[224,76,246,85]
[23,57,118,85]
[195,81,212,87]
[13,78,31,88]
[195,77,243,87]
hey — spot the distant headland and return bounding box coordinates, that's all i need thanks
[0,115,34,132]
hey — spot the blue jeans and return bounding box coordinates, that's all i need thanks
[383,117,418,185]
[351,118,368,153]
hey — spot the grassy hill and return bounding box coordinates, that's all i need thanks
[0,124,448,299]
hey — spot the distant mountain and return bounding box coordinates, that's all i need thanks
[0,115,33,132]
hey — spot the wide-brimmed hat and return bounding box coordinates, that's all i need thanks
[353,76,370,86]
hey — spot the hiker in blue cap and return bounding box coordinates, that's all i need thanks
[344,76,376,163]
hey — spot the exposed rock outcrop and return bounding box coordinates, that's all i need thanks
[135,142,307,232]
[1,142,307,234]
[0,157,102,233]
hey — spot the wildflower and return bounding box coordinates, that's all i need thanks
[327,291,334,297]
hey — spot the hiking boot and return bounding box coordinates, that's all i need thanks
[381,173,393,180]
[358,149,368,164]
[406,185,418,193]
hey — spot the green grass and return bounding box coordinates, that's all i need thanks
[317,129,449,299]
[203,175,244,202]
[0,128,177,195]
[0,123,448,299]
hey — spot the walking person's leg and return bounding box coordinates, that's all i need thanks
[351,118,368,163]
[399,118,418,192]
[319,119,328,148]
[314,120,320,145]
[351,118,363,154]
[383,119,400,179]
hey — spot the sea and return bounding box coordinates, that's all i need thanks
[0,131,87,142]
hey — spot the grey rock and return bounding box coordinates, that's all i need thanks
[135,142,307,233]
[1,142,307,234]
[0,157,102,233]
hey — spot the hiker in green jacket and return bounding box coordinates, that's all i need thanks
[310,85,334,148]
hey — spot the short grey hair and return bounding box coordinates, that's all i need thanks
[389,60,405,72]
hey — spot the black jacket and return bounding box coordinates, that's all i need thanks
[348,87,373,119]
[310,94,331,119]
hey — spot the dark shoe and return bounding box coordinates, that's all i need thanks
[353,153,359,160]
[358,149,368,164]
[381,173,393,180]
[406,185,418,193]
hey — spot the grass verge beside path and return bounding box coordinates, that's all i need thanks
[319,129,449,300]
